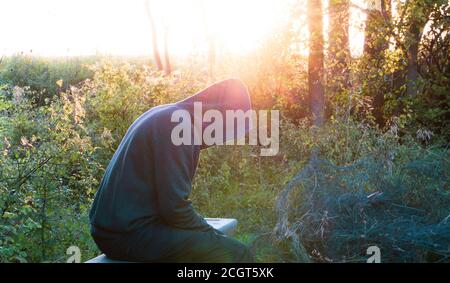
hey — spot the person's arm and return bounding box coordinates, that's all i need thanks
[152,122,212,232]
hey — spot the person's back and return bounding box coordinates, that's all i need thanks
[90,104,185,232]
[89,79,254,262]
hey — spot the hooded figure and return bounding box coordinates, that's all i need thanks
[89,79,253,262]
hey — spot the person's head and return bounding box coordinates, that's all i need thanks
[177,79,252,148]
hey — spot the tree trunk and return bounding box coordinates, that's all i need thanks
[402,2,435,97]
[363,0,391,127]
[363,5,386,57]
[200,0,216,81]
[405,4,429,98]
[308,0,325,127]
[328,0,350,93]
[163,26,172,75]
[406,25,421,97]
[145,0,163,71]
[207,37,216,81]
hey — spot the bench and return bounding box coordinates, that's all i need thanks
[85,218,237,263]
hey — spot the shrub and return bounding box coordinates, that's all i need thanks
[0,55,93,105]
[0,86,100,262]
[275,120,450,262]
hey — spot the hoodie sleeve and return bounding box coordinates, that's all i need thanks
[151,119,212,232]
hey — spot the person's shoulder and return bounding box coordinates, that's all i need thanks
[145,103,183,126]
[139,103,185,136]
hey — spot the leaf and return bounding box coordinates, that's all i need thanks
[56,79,63,88]
[3,212,16,219]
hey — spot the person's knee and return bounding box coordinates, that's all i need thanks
[235,242,254,263]
[217,235,254,263]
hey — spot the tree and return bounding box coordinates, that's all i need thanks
[382,0,447,118]
[163,24,172,75]
[145,0,163,71]
[308,0,325,127]
[362,0,392,126]
[328,0,350,94]
[401,0,441,97]
[363,0,391,58]
[200,0,216,81]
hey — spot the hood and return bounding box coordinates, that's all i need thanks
[176,78,252,149]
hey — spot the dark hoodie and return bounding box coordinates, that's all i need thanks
[89,79,252,235]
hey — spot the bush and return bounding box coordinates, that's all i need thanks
[0,55,93,105]
[0,86,100,262]
[275,120,450,262]
[0,59,448,263]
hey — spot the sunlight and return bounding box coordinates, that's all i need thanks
[197,0,286,54]
[1,0,448,265]
[0,0,370,58]
[0,0,286,57]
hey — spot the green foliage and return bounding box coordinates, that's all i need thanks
[0,0,448,262]
[0,86,100,262]
[275,126,449,262]
[0,62,209,262]
[0,55,93,105]
[355,0,449,136]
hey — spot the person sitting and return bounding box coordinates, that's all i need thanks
[89,79,254,262]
